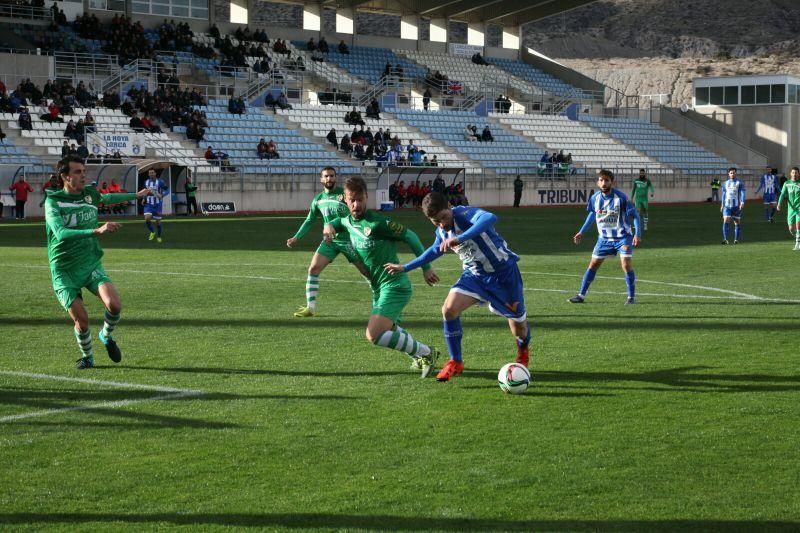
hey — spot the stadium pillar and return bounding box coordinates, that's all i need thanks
[502,25,521,55]
[401,15,419,42]
[467,22,485,47]
[430,18,447,43]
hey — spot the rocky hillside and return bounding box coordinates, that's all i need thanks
[522,0,800,105]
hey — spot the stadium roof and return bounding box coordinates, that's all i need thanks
[316,0,600,27]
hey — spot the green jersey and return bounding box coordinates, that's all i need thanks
[329,210,428,290]
[185,182,198,198]
[631,178,653,202]
[45,186,137,273]
[778,180,800,212]
[293,187,350,244]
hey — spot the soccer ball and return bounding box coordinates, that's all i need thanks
[498,363,531,394]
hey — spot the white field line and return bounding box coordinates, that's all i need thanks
[1,263,798,303]
[0,371,204,423]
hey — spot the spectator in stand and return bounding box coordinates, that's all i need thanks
[41,102,63,123]
[209,23,220,38]
[471,52,489,66]
[340,133,352,155]
[228,95,245,114]
[60,140,70,158]
[129,112,144,131]
[366,98,381,120]
[18,108,32,131]
[311,49,324,62]
[464,124,476,141]
[338,40,349,54]
[84,111,96,132]
[318,37,329,53]
[257,138,268,159]
[10,174,33,220]
[276,92,292,110]
[204,145,215,164]
[363,127,374,145]
[431,155,439,167]
[345,106,364,126]
[433,175,445,193]
[422,88,432,111]
[481,125,494,143]
[326,128,338,149]
[264,92,278,112]
[306,38,316,51]
[77,141,89,159]
[396,180,406,207]
[64,120,77,140]
[69,143,78,156]
[75,119,86,144]
[265,139,279,159]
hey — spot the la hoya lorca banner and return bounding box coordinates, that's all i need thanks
[87,132,146,157]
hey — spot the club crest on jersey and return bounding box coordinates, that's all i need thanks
[84,195,93,204]
[363,227,372,236]
[337,194,344,202]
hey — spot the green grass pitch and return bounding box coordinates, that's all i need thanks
[0,204,798,531]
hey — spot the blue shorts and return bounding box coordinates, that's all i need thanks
[144,203,163,220]
[722,206,741,219]
[451,262,526,322]
[763,193,777,204]
[593,236,634,259]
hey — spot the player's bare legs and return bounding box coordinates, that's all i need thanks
[508,318,531,367]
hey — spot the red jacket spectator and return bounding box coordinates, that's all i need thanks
[10,179,33,202]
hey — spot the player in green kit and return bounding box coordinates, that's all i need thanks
[776,166,800,250]
[631,169,654,231]
[287,167,367,317]
[45,155,152,369]
[323,176,439,377]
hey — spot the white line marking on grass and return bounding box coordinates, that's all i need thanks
[0,371,204,423]
[1,263,799,303]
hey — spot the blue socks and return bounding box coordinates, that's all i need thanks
[722,222,729,240]
[734,224,741,241]
[625,271,636,299]
[443,318,463,362]
[146,220,155,233]
[157,223,162,237]
[516,326,531,349]
[579,268,597,297]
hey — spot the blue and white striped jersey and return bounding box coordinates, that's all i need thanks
[756,174,779,196]
[721,178,745,209]
[144,178,168,206]
[587,189,636,239]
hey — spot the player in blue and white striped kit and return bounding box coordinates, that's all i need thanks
[143,168,169,243]
[568,169,642,305]
[755,166,779,223]
[383,192,531,382]
[721,167,745,244]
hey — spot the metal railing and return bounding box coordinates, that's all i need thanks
[0,3,51,20]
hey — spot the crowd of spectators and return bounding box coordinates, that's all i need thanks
[493,95,512,113]
[539,149,575,176]
[463,124,494,142]
[256,138,280,160]
[388,177,466,208]
[73,14,152,65]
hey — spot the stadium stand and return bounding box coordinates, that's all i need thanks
[489,113,670,173]
[390,109,547,174]
[490,58,590,99]
[277,103,480,173]
[581,116,735,174]
[306,44,425,85]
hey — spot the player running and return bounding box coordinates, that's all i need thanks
[776,166,800,250]
[45,155,152,369]
[287,167,368,317]
[721,167,745,244]
[143,168,168,242]
[755,166,779,223]
[568,169,642,305]
[323,176,439,377]
[384,192,532,383]
[630,169,654,231]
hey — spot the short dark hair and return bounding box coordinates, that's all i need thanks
[320,166,336,176]
[344,176,367,195]
[597,169,614,181]
[728,167,737,173]
[57,155,84,179]
[422,192,449,217]
[792,167,799,173]
[639,168,645,172]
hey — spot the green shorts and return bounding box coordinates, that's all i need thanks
[634,199,649,210]
[787,209,800,226]
[371,285,412,323]
[315,239,358,263]
[52,263,112,311]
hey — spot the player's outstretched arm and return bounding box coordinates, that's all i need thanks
[574,212,595,244]
[323,219,342,243]
[291,201,320,244]
[440,210,496,252]
[45,201,96,241]
[94,222,122,235]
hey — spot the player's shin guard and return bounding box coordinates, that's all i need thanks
[374,329,431,358]
[734,224,741,241]
[74,327,93,359]
[625,271,636,299]
[101,310,120,339]
[146,220,155,233]
[157,223,162,237]
[579,268,597,297]
[765,207,770,220]
[722,222,729,241]
[443,318,463,362]
[305,274,319,310]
